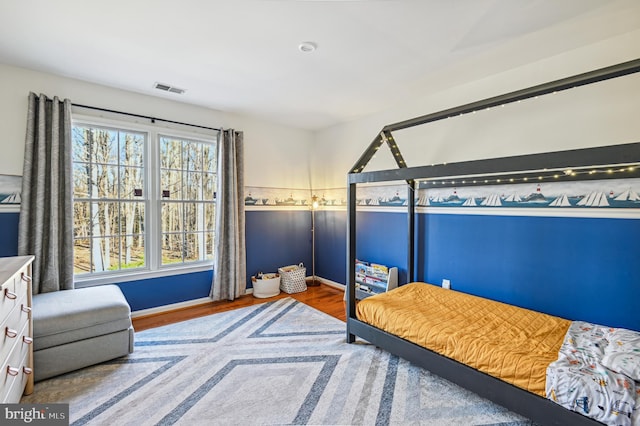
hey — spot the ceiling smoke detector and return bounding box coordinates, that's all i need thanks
[153,82,186,95]
[298,42,317,53]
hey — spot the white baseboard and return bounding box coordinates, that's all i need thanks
[311,276,345,291]
[131,297,213,318]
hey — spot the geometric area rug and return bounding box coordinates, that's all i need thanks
[22,298,534,425]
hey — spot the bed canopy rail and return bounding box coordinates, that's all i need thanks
[350,142,640,185]
[349,58,640,175]
[345,58,640,426]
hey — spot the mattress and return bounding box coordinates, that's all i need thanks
[355,282,571,396]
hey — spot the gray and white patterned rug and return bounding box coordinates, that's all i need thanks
[22,297,534,425]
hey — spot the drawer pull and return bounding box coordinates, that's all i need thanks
[23,336,33,345]
[4,289,17,300]
[23,367,32,375]
[5,327,18,338]
[21,273,32,283]
[21,304,31,314]
[7,366,19,376]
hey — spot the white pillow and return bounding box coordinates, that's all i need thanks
[601,327,640,381]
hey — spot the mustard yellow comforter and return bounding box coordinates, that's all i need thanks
[356,283,571,396]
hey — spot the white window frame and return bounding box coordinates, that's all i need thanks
[72,114,218,287]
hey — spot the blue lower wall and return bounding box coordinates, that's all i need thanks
[417,213,639,330]
[354,211,409,284]
[246,210,312,281]
[315,209,639,331]
[314,210,409,284]
[314,210,347,284]
[118,270,213,311]
[4,207,638,330]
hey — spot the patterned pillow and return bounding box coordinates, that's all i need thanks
[601,328,640,381]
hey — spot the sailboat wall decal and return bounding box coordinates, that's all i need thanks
[577,191,610,207]
[409,177,640,212]
[238,176,640,214]
[614,188,640,201]
[549,194,571,207]
[462,197,477,206]
[481,194,502,206]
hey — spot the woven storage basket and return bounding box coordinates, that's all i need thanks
[251,273,280,298]
[278,263,307,294]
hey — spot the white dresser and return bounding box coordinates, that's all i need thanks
[0,256,34,402]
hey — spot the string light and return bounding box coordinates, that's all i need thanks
[414,163,640,189]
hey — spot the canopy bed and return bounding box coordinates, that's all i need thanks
[345,58,640,426]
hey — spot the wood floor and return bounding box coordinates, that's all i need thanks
[132,283,347,332]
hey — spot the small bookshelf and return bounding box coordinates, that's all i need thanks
[355,259,398,300]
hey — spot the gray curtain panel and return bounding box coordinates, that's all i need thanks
[18,93,74,294]
[210,129,246,301]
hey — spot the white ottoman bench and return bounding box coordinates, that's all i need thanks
[32,285,134,382]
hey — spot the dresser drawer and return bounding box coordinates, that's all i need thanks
[0,319,32,402]
[0,276,19,315]
[0,346,33,404]
[0,300,31,364]
[13,270,31,302]
[1,269,29,311]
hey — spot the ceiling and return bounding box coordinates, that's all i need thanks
[1,0,639,131]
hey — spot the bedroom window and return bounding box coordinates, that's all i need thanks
[72,125,147,274]
[72,120,217,284]
[159,135,216,265]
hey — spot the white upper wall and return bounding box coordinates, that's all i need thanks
[0,63,314,189]
[3,26,640,193]
[311,29,640,189]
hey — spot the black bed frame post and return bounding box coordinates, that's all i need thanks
[380,130,415,283]
[407,179,415,283]
[346,179,357,343]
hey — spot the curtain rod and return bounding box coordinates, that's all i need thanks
[71,103,222,132]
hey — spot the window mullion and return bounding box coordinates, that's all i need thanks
[148,129,160,271]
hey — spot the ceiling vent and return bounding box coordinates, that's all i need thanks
[153,82,186,95]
